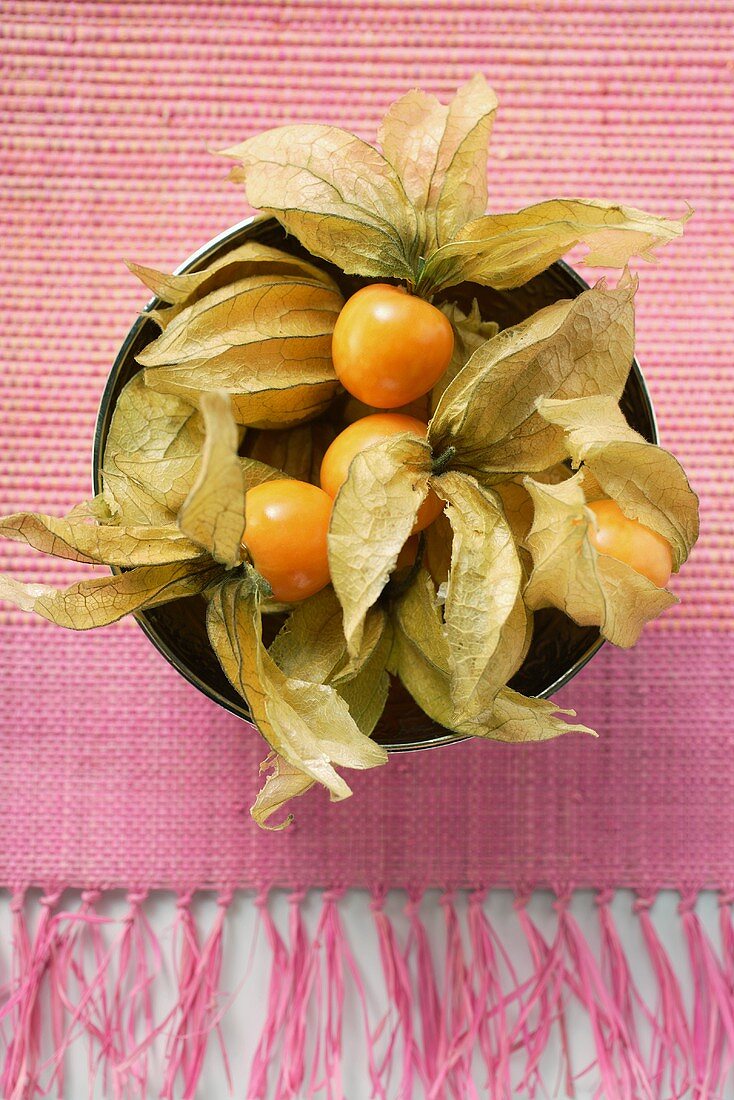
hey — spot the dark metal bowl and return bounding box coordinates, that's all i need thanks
[94,216,658,751]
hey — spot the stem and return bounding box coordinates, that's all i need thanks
[413,270,434,300]
[242,558,274,601]
[252,571,274,600]
[431,445,456,476]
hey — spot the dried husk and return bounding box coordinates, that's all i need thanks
[127,238,339,328]
[177,392,248,567]
[537,394,699,570]
[102,373,205,524]
[327,435,432,656]
[392,570,595,741]
[206,573,388,807]
[0,558,222,630]
[269,587,387,687]
[428,274,638,481]
[0,510,202,567]
[222,126,420,280]
[139,274,343,429]
[378,74,498,252]
[418,199,690,295]
[523,470,677,647]
[432,471,527,721]
[431,300,499,414]
[251,752,315,830]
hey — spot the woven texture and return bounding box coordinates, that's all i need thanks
[0,0,731,893]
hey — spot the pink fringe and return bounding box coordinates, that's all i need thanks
[1,889,62,1100]
[466,889,507,1096]
[336,896,384,1100]
[679,893,734,1097]
[370,889,417,1098]
[634,893,693,1098]
[597,891,640,1046]
[161,890,232,1100]
[466,889,531,1098]
[305,889,342,1100]
[719,891,734,1013]
[511,892,569,1098]
[2,886,734,1096]
[404,891,441,1088]
[276,890,320,1100]
[47,889,114,1094]
[428,892,476,1100]
[248,890,291,1099]
[110,891,160,1097]
[558,895,651,1099]
[718,891,734,1096]
[315,891,344,1099]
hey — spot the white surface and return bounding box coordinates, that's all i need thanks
[0,888,717,1098]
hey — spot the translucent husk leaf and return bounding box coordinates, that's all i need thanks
[493,480,536,547]
[378,74,498,252]
[0,558,221,630]
[137,275,343,367]
[428,274,637,480]
[392,570,594,741]
[537,395,699,569]
[251,752,315,831]
[269,586,387,686]
[269,586,392,740]
[424,510,453,587]
[328,435,432,656]
[222,125,419,281]
[477,689,597,743]
[492,465,571,566]
[253,611,392,829]
[177,392,247,567]
[431,300,500,414]
[65,496,114,523]
[139,274,342,429]
[219,81,687,300]
[102,373,205,524]
[523,471,677,647]
[146,361,339,431]
[432,470,527,721]
[0,510,203,567]
[206,573,388,808]
[127,239,339,326]
[245,420,337,485]
[420,199,690,295]
[334,619,393,737]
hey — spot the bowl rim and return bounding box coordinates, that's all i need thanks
[93,215,660,751]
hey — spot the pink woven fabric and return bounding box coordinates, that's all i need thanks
[0,1,731,894]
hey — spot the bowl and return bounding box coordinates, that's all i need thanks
[93,216,658,751]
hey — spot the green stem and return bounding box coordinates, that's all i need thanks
[431,445,457,476]
[241,557,274,601]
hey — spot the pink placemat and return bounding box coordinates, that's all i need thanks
[0,4,732,1096]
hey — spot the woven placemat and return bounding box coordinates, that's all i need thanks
[1,0,730,893]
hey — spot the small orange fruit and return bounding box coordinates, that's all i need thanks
[395,534,420,572]
[320,413,444,534]
[587,499,673,588]
[243,480,333,602]
[331,283,454,408]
